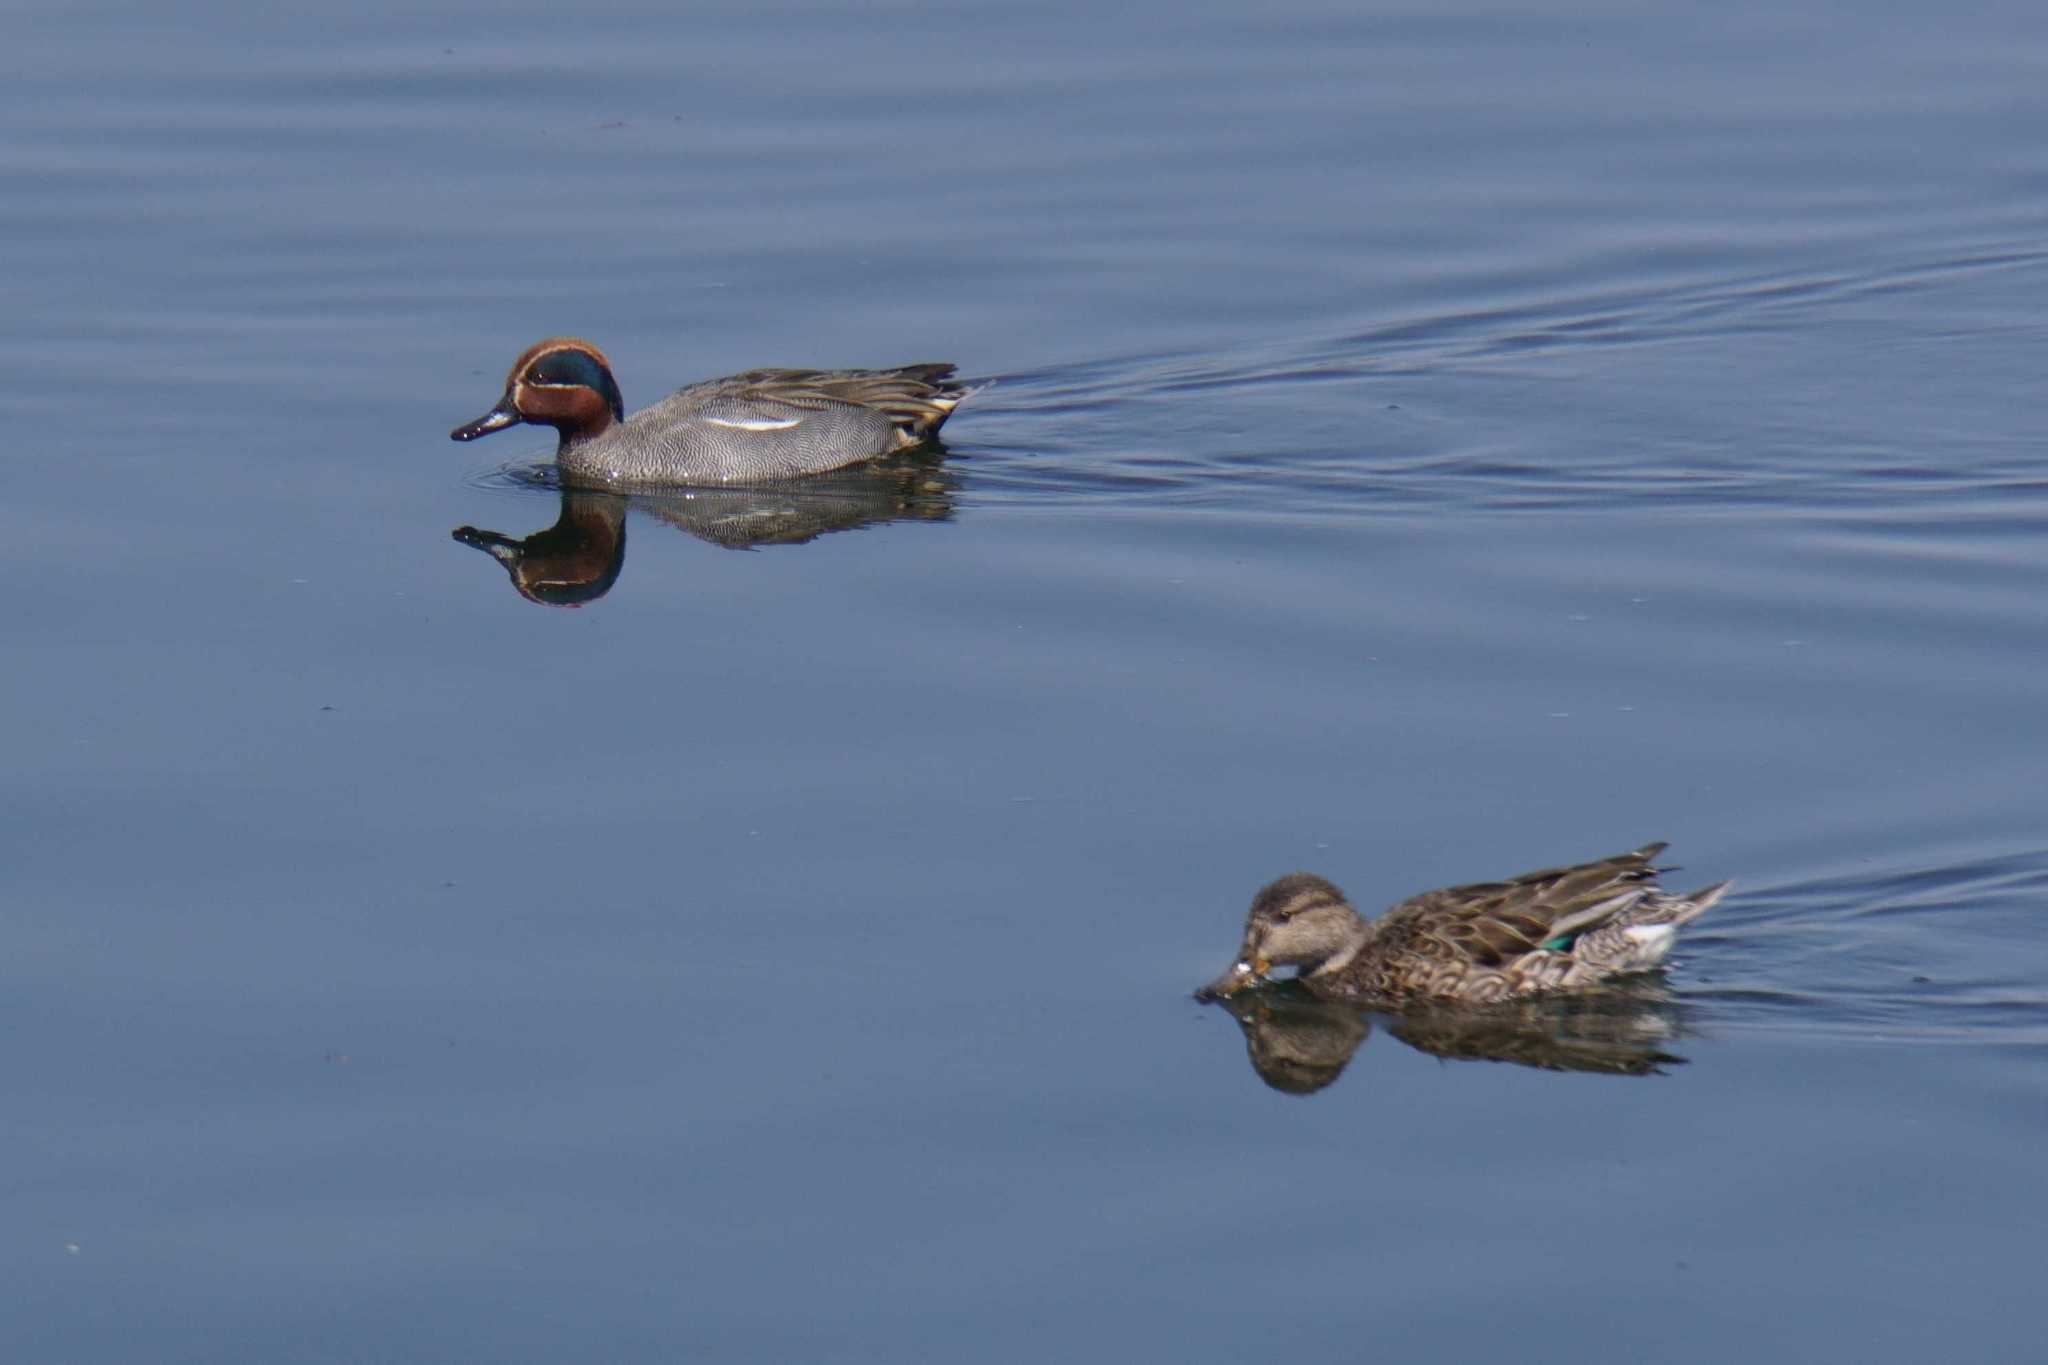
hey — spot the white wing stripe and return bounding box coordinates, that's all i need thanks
[704,414,803,431]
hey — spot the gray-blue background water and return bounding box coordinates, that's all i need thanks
[6,1,2045,1359]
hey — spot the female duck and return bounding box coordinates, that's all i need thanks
[1196,842,1727,1006]
[451,337,978,486]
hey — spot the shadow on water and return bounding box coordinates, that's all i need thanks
[1205,979,1694,1095]
[452,445,960,606]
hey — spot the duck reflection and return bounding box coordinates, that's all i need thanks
[454,489,628,607]
[452,449,956,606]
[1206,979,1691,1094]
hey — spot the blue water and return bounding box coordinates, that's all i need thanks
[6,1,2046,1360]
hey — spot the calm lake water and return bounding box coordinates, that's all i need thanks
[7,1,2046,1360]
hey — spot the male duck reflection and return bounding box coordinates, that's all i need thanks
[452,462,956,606]
[1196,842,1727,1006]
[451,337,979,486]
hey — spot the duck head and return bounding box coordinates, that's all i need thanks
[451,337,625,448]
[1195,872,1372,1000]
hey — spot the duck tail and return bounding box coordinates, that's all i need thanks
[877,364,990,440]
[1573,880,1729,974]
[1644,879,1731,929]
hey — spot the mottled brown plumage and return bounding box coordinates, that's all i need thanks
[1196,843,1727,1006]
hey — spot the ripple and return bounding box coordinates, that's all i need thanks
[963,239,2048,518]
[1677,847,2048,1044]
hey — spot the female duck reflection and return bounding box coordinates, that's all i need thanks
[451,454,957,607]
[1209,982,1697,1094]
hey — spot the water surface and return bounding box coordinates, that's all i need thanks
[5,1,2046,1360]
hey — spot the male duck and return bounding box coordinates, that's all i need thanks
[1195,842,1727,1006]
[451,337,978,486]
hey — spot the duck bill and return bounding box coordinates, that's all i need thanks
[450,525,522,565]
[1194,957,1267,1002]
[450,395,522,442]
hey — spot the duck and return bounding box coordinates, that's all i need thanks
[1195,842,1727,1006]
[450,337,979,486]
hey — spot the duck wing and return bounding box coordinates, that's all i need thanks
[720,364,969,430]
[1377,843,1669,967]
